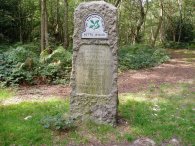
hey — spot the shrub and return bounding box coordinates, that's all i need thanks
[119,44,170,70]
[38,46,72,84]
[5,46,38,64]
[163,41,195,50]
[165,17,194,43]
[188,42,195,50]
[0,45,72,86]
[163,41,189,49]
[40,114,75,131]
[0,46,38,86]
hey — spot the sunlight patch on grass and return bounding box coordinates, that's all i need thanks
[0,100,69,145]
[0,82,195,145]
[119,93,149,103]
[120,83,194,104]
[118,82,195,145]
[0,88,15,101]
[175,49,195,55]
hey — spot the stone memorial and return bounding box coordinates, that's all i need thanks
[70,1,118,125]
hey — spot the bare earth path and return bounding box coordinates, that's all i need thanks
[118,49,195,93]
[2,49,195,105]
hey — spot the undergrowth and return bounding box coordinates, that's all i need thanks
[0,44,72,86]
[119,44,170,70]
[0,43,170,86]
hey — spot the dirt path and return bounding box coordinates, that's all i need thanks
[2,49,195,105]
[118,50,195,93]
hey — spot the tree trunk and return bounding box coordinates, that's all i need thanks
[151,0,163,47]
[45,1,49,48]
[133,0,148,44]
[177,0,182,42]
[159,26,164,43]
[41,0,45,52]
[19,2,23,43]
[150,27,154,43]
[63,0,69,49]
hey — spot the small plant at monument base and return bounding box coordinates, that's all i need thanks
[124,133,134,142]
[40,114,76,131]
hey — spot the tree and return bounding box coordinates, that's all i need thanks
[63,0,69,49]
[133,0,149,44]
[41,0,49,51]
[151,0,163,47]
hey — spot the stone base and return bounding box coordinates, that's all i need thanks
[70,94,118,125]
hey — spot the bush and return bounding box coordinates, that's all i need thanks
[163,41,189,49]
[12,42,40,54]
[188,42,195,50]
[40,114,75,131]
[163,41,195,50]
[119,44,170,70]
[0,44,72,86]
[165,17,194,43]
[38,46,72,84]
[0,46,38,86]
[5,46,38,64]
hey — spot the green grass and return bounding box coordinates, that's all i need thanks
[0,88,14,101]
[119,83,195,145]
[0,83,195,145]
[0,100,70,145]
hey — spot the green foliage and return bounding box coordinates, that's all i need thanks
[0,100,68,145]
[163,41,195,50]
[40,114,75,131]
[119,82,195,145]
[119,44,170,70]
[124,133,134,142]
[0,0,38,43]
[1,43,171,86]
[12,42,40,54]
[1,0,194,46]
[0,88,14,101]
[0,44,72,86]
[39,46,72,84]
[0,46,38,86]
[188,42,195,50]
[5,46,38,64]
[163,41,188,49]
[165,17,194,43]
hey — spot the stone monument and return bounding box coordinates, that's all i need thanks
[70,1,118,125]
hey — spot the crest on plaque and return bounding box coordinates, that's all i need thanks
[82,14,108,39]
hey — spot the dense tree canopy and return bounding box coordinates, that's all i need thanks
[0,0,194,47]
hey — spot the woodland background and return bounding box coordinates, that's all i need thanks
[0,0,194,86]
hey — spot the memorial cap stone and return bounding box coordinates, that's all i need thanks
[70,1,118,125]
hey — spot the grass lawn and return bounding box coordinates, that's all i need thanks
[0,83,195,145]
[0,88,15,101]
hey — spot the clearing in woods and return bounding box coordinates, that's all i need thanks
[0,49,195,146]
[2,49,195,105]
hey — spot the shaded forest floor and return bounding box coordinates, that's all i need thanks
[2,49,195,105]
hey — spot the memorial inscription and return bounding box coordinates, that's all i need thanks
[75,45,113,95]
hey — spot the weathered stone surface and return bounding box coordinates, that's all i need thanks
[161,138,181,146]
[75,45,113,95]
[70,1,118,125]
[132,138,156,146]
